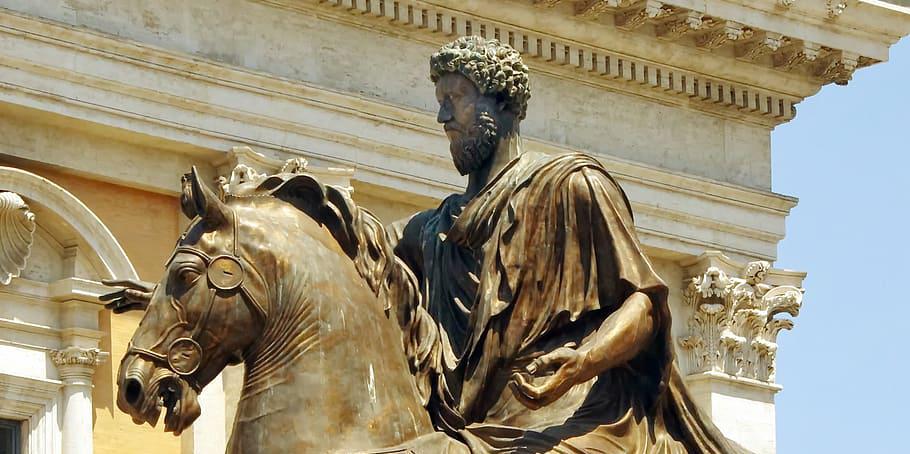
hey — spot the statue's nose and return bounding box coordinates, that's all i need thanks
[437,102,453,124]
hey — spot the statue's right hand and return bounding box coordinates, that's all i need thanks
[99,279,156,314]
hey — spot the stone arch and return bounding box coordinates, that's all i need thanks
[0,166,138,280]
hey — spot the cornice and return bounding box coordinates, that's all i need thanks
[523,0,908,70]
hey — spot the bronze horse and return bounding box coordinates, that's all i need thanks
[115,167,441,452]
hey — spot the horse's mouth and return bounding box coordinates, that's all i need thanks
[119,363,201,436]
[159,376,200,435]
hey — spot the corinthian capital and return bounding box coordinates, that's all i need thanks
[50,347,108,369]
[677,252,805,384]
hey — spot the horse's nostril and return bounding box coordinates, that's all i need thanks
[124,378,143,406]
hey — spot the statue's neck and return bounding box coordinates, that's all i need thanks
[465,132,522,199]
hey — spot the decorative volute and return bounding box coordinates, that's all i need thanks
[0,191,36,285]
[678,251,805,384]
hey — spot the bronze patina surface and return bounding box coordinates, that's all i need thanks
[105,36,744,453]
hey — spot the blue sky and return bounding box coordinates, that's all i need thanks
[772,39,909,452]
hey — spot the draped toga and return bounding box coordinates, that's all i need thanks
[388,151,744,454]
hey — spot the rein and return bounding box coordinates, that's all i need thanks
[127,212,267,389]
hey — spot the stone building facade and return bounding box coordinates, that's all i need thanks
[0,1,906,453]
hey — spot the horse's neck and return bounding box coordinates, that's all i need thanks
[229,266,433,453]
[241,275,319,395]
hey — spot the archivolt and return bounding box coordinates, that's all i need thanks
[0,166,138,280]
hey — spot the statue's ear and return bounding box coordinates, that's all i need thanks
[186,166,229,227]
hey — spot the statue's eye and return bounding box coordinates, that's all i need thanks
[177,267,201,287]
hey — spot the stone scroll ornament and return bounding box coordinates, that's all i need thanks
[0,191,36,285]
[679,261,803,383]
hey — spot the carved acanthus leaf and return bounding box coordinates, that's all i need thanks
[735,33,787,61]
[656,12,712,40]
[678,260,803,383]
[575,0,633,20]
[49,347,108,368]
[0,192,36,285]
[827,0,847,19]
[772,41,822,70]
[778,0,795,7]
[816,51,858,86]
[695,22,753,50]
[615,1,675,30]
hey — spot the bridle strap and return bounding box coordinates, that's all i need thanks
[129,211,267,383]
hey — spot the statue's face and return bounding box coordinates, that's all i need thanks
[435,72,501,176]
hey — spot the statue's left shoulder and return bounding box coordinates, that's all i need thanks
[526,152,635,223]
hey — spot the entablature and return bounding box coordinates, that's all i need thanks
[260,0,909,126]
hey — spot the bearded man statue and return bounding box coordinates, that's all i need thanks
[386,36,745,453]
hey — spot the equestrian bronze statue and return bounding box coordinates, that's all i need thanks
[104,36,744,453]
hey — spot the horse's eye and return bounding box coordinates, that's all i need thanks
[178,268,201,287]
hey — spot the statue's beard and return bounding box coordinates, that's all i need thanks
[450,110,500,176]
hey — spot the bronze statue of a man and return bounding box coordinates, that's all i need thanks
[389,36,741,453]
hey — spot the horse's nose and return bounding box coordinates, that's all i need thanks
[117,356,155,415]
[123,377,144,406]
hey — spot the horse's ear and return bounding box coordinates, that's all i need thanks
[187,166,229,227]
[179,172,197,220]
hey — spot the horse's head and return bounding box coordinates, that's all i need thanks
[116,168,270,434]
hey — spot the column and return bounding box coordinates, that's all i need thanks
[49,347,107,454]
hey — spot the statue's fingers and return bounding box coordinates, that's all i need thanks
[101,279,139,288]
[99,290,126,302]
[102,279,156,292]
[124,289,150,302]
[110,302,145,314]
[513,372,550,400]
[527,349,572,375]
[509,374,544,410]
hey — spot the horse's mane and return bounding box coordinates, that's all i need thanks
[245,173,397,302]
[219,169,438,404]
